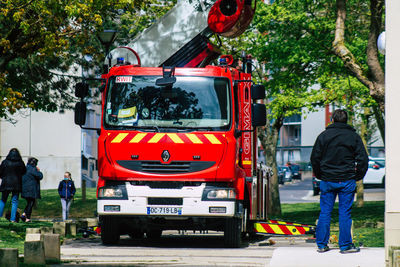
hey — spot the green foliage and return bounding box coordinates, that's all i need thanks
[0,0,174,119]
[226,0,382,121]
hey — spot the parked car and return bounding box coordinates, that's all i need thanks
[363,160,385,188]
[289,164,302,180]
[278,166,293,184]
[312,174,320,196]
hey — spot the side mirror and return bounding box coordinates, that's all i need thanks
[252,103,266,127]
[251,84,266,100]
[75,82,89,98]
[74,102,87,126]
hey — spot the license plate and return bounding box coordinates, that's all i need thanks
[147,207,182,215]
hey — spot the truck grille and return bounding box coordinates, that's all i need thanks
[116,160,215,174]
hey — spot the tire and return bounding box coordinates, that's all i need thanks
[146,230,162,239]
[381,176,385,188]
[101,216,120,245]
[224,217,242,248]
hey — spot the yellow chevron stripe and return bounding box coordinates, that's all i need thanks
[167,133,184,143]
[111,133,128,143]
[204,134,221,144]
[269,220,303,226]
[270,224,285,235]
[255,223,267,233]
[286,225,301,235]
[243,160,252,165]
[148,133,165,143]
[130,133,147,143]
[186,134,203,144]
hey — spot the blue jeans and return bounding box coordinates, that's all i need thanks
[316,180,356,250]
[61,198,72,221]
[0,191,19,221]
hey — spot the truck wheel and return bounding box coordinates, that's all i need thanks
[146,230,162,239]
[224,217,242,248]
[101,216,120,245]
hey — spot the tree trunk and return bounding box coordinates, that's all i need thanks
[332,0,385,143]
[258,116,283,217]
[372,105,385,144]
[355,108,371,207]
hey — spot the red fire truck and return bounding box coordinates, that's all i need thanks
[74,0,272,248]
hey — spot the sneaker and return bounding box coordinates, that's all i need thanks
[340,244,360,254]
[317,246,330,253]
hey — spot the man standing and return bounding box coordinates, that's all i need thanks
[311,109,368,253]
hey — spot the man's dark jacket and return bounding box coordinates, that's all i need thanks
[0,150,26,192]
[310,122,368,182]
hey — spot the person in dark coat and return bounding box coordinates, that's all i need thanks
[0,148,26,222]
[58,171,76,221]
[21,157,43,222]
[310,109,368,254]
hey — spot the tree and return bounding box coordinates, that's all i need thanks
[0,0,174,120]
[221,0,382,215]
[332,0,385,142]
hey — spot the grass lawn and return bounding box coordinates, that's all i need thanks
[278,201,385,247]
[0,188,97,254]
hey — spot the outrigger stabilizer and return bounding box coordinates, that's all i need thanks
[253,219,316,236]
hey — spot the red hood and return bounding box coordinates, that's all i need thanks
[104,131,227,181]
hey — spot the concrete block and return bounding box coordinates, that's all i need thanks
[25,233,42,242]
[0,248,18,267]
[53,222,66,236]
[86,218,98,227]
[393,249,400,267]
[40,227,54,234]
[66,223,77,236]
[42,234,60,261]
[26,228,40,234]
[24,241,45,265]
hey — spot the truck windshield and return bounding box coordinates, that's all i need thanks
[104,76,231,131]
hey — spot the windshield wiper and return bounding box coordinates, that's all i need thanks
[122,126,160,132]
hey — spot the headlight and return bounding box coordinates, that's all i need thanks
[203,188,236,201]
[99,188,123,198]
[98,185,127,199]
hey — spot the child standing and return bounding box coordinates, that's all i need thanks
[58,172,76,221]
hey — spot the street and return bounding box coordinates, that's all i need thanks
[59,232,278,266]
[279,174,385,204]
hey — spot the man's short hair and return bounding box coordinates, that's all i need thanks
[332,109,348,123]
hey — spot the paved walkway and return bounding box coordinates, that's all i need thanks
[58,234,385,266]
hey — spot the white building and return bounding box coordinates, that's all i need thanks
[0,110,82,189]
